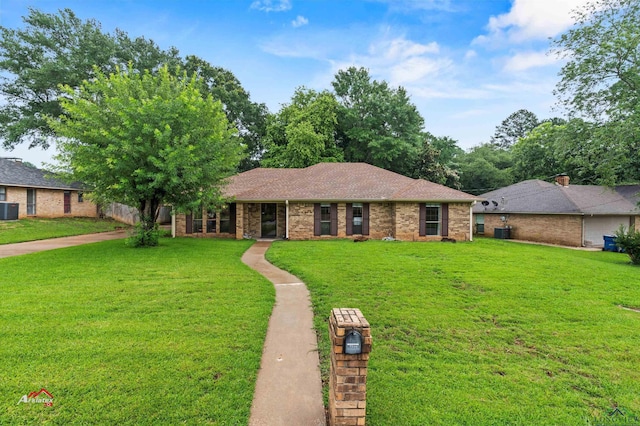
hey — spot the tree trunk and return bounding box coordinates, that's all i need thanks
[134,198,161,247]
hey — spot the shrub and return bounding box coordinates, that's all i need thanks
[614,225,640,265]
[126,223,160,248]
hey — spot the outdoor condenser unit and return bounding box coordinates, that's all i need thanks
[0,202,19,220]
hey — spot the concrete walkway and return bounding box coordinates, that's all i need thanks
[242,241,325,426]
[0,230,128,258]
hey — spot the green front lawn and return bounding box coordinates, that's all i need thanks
[267,238,640,425]
[0,239,274,425]
[0,217,127,244]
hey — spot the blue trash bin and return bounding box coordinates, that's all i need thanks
[603,235,618,252]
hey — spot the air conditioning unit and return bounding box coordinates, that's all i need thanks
[0,202,19,220]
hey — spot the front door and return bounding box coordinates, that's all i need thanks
[63,191,71,214]
[261,203,277,238]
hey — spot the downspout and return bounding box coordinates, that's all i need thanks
[285,200,290,239]
[469,202,475,242]
[171,207,176,238]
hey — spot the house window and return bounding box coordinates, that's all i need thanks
[346,203,369,235]
[78,191,84,203]
[220,206,230,233]
[0,186,6,201]
[352,203,363,234]
[206,210,216,233]
[27,188,36,215]
[320,204,331,235]
[425,204,441,235]
[314,203,337,236]
[193,207,203,233]
[419,203,449,237]
[64,191,71,214]
[219,204,236,233]
[475,214,485,234]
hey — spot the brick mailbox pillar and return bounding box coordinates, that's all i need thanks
[329,308,372,426]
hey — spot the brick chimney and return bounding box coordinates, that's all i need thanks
[555,174,570,187]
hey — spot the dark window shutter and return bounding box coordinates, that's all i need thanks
[419,204,426,236]
[186,213,193,234]
[229,203,237,234]
[441,203,449,237]
[330,203,338,236]
[314,203,321,236]
[346,203,353,235]
[363,203,370,235]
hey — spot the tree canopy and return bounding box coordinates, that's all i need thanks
[261,87,342,168]
[490,109,540,149]
[49,66,242,246]
[0,8,180,149]
[553,0,640,121]
[0,7,265,167]
[332,67,424,176]
[458,144,514,194]
[552,0,640,185]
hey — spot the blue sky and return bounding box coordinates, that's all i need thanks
[0,0,590,167]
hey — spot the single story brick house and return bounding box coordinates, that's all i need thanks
[174,162,481,241]
[0,157,98,219]
[473,175,640,247]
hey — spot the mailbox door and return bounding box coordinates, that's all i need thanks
[344,330,363,354]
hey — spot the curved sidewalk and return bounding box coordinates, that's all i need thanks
[0,230,128,258]
[242,241,325,426]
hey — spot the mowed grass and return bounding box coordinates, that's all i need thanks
[0,217,127,244]
[267,238,640,425]
[0,238,274,425]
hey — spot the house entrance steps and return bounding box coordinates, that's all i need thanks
[242,241,325,426]
[0,230,128,258]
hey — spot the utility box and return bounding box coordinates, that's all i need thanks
[494,227,511,239]
[0,202,19,220]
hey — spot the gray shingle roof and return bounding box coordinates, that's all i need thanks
[0,158,82,190]
[474,179,640,215]
[223,162,480,202]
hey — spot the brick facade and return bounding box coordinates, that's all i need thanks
[481,213,583,247]
[175,201,474,241]
[3,186,98,219]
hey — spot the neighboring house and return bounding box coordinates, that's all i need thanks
[473,175,640,247]
[174,162,481,241]
[0,157,98,219]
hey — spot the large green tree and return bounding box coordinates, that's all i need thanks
[554,0,640,121]
[511,122,563,182]
[490,109,540,149]
[458,144,514,194]
[553,0,640,184]
[183,55,268,171]
[49,66,242,246]
[261,87,343,168]
[332,67,424,176]
[0,8,180,149]
[0,8,265,171]
[412,133,462,188]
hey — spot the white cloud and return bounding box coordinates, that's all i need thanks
[344,36,449,86]
[475,0,590,44]
[390,56,452,84]
[371,37,439,60]
[503,50,560,72]
[292,15,309,28]
[464,50,477,60]
[250,0,291,12]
